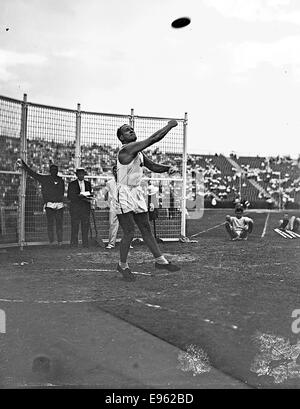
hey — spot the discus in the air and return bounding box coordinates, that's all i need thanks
[171,17,191,29]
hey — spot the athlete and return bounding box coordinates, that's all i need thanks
[279,214,300,233]
[225,204,254,241]
[115,121,180,281]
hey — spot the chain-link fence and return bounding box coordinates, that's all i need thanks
[0,94,187,248]
[0,96,22,245]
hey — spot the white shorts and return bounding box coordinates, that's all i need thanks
[232,227,248,237]
[116,185,148,215]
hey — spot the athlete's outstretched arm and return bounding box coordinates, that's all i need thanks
[142,154,177,175]
[119,120,178,165]
[21,160,45,183]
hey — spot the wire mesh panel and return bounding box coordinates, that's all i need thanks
[24,104,77,243]
[80,112,130,174]
[0,94,186,246]
[27,104,77,174]
[0,97,22,245]
[0,172,19,245]
[133,116,185,238]
[134,117,185,174]
[81,175,183,241]
[81,113,185,240]
[140,177,183,239]
[80,112,129,242]
[0,96,22,171]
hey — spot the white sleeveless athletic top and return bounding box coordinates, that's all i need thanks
[117,151,144,187]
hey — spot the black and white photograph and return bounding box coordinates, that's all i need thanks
[0,0,300,394]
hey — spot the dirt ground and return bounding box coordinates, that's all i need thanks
[0,209,300,388]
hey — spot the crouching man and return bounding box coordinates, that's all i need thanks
[225,204,254,241]
[279,214,300,233]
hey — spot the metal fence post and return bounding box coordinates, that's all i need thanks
[19,94,28,250]
[181,112,188,238]
[75,103,81,168]
[129,108,135,128]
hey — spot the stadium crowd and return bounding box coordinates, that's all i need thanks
[1,136,300,210]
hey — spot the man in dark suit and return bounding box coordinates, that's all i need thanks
[67,168,93,248]
[20,160,65,245]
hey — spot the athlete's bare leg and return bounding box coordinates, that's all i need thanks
[117,212,136,263]
[225,222,238,239]
[133,212,162,258]
[117,211,180,273]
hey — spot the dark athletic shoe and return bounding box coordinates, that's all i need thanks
[155,262,180,272]
[117,264,136,282]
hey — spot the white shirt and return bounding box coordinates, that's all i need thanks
[45,202,64,210]
[229,216,253,231]
[106,179,117,201]
[78,179,85,193]
[105,178,117,212]
[117,151,144,187]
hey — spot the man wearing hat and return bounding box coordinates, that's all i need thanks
[225,204,254,241]
[67,168,93,248]
[20,159,65,245]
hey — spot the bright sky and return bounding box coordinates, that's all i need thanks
[1,0,300,157]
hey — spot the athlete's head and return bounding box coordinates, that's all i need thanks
[76,168,85,181]
[49,164,58,177]
[235,204,244,219]
[117,124,137,144]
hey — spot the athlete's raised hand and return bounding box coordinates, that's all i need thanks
[168,120,178,128]
[168,166,178,176]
